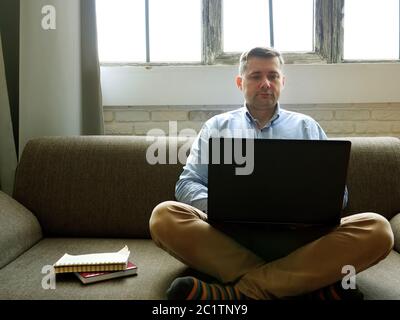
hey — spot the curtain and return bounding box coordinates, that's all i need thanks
[19,0,104,154]
[0,32,18,195]
[81,0,104,135]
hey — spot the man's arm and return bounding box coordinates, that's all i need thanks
[342,186,349,210]
[312,119,349,210]
[306,118,349,210]
[175,121,215,213]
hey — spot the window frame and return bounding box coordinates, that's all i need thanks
[205,0,326,65]
[99,0,399,66]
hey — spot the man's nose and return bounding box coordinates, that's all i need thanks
[260,77,271,89]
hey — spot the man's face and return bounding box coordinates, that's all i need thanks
[236,56,285,111]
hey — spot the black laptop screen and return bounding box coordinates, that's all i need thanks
[207,138,351,226]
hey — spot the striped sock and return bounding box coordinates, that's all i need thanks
[166,276,248,300]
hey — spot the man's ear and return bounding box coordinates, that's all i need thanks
[236,75,243,91]
[281,75,286,89]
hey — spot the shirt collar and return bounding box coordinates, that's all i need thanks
[244,102,281,128]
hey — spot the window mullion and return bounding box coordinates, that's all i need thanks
[332,0,344,63]
[314,0,324,60]
[315,0,344,63]
[312,0,315,50]
[145,0,150,63]
[269,0,274,47]
[202,0,222,64]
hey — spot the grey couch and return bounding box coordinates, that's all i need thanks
[0,136,399,300]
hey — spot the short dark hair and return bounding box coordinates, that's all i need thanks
[239,47,284,75]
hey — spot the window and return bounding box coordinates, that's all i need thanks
[96,0,146,63]
[343,0,399,61]
[149,0,201,62]
[96,0,201,63]
[223,0,314,53]
[96,0,400,65]
[272,0,314,52]
[223,0,271,53]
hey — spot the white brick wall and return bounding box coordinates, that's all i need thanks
[115,111,150,122]
[133,121,170,135]
[103,111,114,122]
[103,103,400,138]
[371,110,400,120]
[393,123,400,133]
[151,111,188,121]
[335,110,370,121]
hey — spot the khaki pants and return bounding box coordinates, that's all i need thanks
[149,201,394,299]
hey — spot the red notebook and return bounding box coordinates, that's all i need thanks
[75,261,137,284]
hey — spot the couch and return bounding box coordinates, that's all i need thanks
[0,136,399,300]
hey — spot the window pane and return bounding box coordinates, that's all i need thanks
[223,0,270,52]
[96,0,146,63]
[344,0,399,60]
[150,0,201,62]
[273,0,314,52]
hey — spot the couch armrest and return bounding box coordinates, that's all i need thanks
[390,213,400,253]
[0,191,42,268]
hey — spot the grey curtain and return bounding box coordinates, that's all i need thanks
[19,0,104,154]
[0,32,18,195]
[1,0,103,194]
[81,0,104,135]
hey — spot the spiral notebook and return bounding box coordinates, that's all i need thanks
[53,245,130,273]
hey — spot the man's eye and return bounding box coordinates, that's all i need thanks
[268,74,279,81]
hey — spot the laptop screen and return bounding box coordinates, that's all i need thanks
[207,138,351,226]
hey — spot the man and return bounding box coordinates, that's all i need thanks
[149,47,394,300]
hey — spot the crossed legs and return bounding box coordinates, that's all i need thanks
[149,201,394,299]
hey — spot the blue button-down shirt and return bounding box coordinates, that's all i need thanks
[175,103,347,212]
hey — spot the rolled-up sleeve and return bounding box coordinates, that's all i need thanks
[175,121,215,213]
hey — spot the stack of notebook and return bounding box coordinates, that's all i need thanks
[53,245,137,284]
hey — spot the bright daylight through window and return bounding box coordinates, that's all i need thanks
[96,0,146,62]
[223,0,314,53]
[96,0,400,64]
[96,0,201,63]
[343,0,399,60]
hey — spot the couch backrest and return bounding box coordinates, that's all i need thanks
[14,136,192,238]
[342,137,400,220]
[14,136,400,238]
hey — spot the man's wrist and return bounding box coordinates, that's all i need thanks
[192,198,208,213]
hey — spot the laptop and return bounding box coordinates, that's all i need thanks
[207,138,351,227]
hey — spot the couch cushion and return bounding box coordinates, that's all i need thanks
[357,250,400,300]
[0,191,42,268]
[1,239,398,300]
[0,238,187,299]
[13,136,193,238]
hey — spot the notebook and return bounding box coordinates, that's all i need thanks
[53,245,130,273]
[75,261,138,284]
[207,138,351,227]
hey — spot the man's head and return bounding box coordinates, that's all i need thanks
[236,47,285,112]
